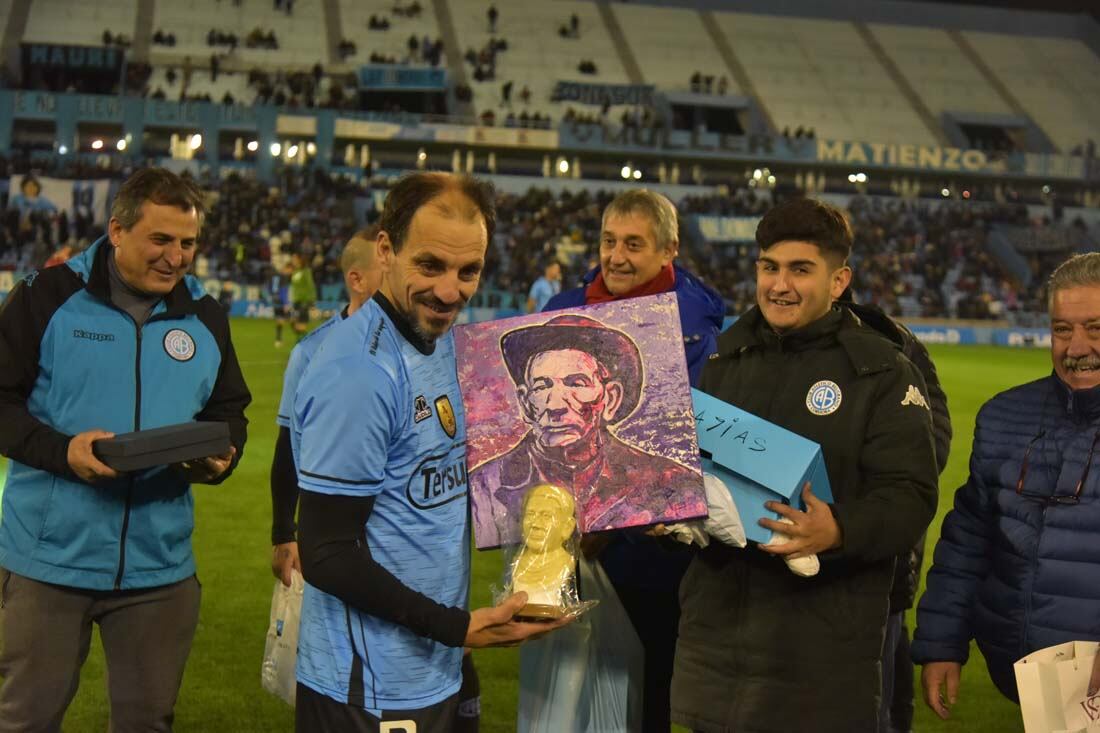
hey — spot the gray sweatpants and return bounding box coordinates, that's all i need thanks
[0,570,201,733]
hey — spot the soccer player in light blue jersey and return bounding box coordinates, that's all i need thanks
[292,173,568,732]
[271,225,382,586]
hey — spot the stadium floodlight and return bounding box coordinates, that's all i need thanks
[306,142,317,155]
[270,142,282,157]
[116,139,127,151]
[941,188,950,197]
[91,139,104,150]
[247,140,259,152]
[190,134,202,150]
[287,144,299,158]
[621,165,632,179]
[633,169,642,180]
[557,158,569,174]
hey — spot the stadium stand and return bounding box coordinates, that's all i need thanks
[712,12,940,146]
[448,0,631,122]
[22,0,136,47]
[2,0,1098,326]
[612,4,733,96]
[962,31,1100,154]
[151,0,327,69]
[336,0,441,68]
[866,24,1014,120]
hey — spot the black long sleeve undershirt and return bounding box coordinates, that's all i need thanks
[270,426,299,544]
[297,488,471,648]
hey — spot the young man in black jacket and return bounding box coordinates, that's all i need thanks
[671,197,939,733]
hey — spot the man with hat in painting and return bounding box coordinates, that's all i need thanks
[470,313,704,549]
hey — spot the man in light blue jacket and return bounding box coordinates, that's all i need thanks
[0,168,251,731]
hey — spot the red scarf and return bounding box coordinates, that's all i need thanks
[584,264,676,304]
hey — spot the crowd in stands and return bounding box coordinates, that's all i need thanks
[152,30,178,47]
[21,58,151,97]
[690,72,728,95]
[0,154,1093,324]
[245,28,280,50]
[466,38,508,82]
[559,14,581,39]
[207,29,241,51]
[356,6,443,64]
[781,126,817,140]
[392,1,424,18]
[406,36,445,66]
[479,109,553,129]
[1069,139,1097,158]
[101,30,131,48]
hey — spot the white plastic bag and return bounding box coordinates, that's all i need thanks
[261,569,304,706]
[657,472,748,549]
[517,557,643,732]
[1016,640,1100,733]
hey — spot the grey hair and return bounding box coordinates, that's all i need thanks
[1048,252,1100,310]
[111,168,207,230]
[602,189,679,251]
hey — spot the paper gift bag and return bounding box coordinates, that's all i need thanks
[261,569,304,706]
[1016,640,1100,733]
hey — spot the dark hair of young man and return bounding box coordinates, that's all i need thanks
[755,197,853,267]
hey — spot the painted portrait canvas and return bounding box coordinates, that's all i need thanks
[454,292,707,550]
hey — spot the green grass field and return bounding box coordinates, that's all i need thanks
[7,319,1052,731]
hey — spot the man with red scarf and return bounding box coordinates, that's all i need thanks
[543,189,724,732]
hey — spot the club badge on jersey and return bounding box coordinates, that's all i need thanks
[435,396,456,438]
[163,329,196,362]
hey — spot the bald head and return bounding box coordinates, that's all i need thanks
[342,224,383,313]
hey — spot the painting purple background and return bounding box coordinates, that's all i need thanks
[454,293,705,545]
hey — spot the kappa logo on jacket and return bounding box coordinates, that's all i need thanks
[900,385,930,409]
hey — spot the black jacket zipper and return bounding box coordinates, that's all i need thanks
[114,324,142,589]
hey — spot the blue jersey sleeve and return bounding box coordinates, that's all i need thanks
[296,357,400,497]
[276,343,309,428]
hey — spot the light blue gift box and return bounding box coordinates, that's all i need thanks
[693,389,833,545]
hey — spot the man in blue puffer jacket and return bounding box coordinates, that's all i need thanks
[543,189,724,732]
[0,168,251,731]
[914,252,1100,718]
